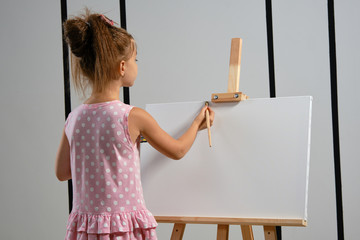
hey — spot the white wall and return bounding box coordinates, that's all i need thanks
[334,1,360,239]
[0,0,358,239]
[127,0,269,109]
[0,0,68,239]
[272,1,336,239]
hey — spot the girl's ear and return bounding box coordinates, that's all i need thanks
[119,60,126,77]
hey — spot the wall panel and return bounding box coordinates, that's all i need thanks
[127,1,269,239]
[334,1,360,239]
[272,0,337,239]
[0,0,68,238]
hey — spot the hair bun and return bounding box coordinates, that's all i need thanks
[64,18,92,58]
[63,8,135,96]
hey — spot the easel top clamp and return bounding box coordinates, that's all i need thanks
[159,38,306,240]
[211,38,248,103]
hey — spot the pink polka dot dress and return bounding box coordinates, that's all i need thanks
[64,100,157,240]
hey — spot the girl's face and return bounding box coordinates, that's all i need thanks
[121,50,138,87]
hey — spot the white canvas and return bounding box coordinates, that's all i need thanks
[140,96,312,220]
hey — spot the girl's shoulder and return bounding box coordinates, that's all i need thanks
[66,100,136,127]
[70,100,133,114]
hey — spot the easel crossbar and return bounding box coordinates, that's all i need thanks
[155,216,307,227]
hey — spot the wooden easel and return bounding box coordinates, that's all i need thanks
[160,216,306,240]
[158,38,306,239]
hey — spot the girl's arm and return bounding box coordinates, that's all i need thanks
[55,129,71,181]
[129,106,214,160]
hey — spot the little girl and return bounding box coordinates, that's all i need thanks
[55,10,214,240]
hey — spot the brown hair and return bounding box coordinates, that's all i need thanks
[63,8,135,96]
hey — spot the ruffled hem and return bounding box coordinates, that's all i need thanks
[66,210,158,234]
[65,228,157,240]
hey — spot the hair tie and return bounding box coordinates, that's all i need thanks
[100,14,115,26]
[86,21,91,27]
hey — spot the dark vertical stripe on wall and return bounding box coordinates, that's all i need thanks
[327,1,344,239]
[60,0,73,214]
[265,1,281,239]
[119,0,130,105]
[265,0,276,98]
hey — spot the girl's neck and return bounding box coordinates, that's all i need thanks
[84,82,122,104]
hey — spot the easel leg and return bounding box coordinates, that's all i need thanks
[171,223,186,240]
[217,224,229,240]
[241,225,254,240]
[264,226,277,240]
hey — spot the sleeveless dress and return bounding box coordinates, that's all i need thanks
[64,100,157,240]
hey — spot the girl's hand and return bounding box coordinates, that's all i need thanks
[194,106,215,131]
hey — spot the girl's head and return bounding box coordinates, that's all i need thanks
[63,9,136,96]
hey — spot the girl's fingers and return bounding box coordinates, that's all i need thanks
[195,106,215,130]
[207,107,215,126]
